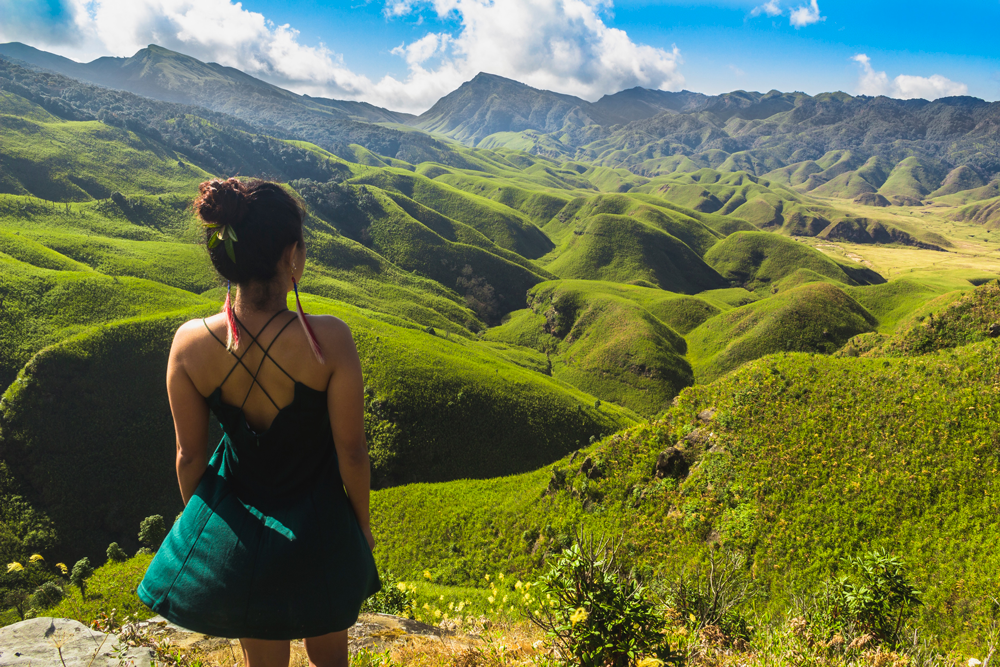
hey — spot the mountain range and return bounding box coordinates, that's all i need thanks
[3,41,999,188]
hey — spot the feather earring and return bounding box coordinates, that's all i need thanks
[293,276,324,363]
[224,280,240,351]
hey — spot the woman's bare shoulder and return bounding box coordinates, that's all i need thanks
[308,314,355,353]
[172,314,224,350]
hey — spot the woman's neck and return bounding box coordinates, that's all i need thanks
[232,281,288,319]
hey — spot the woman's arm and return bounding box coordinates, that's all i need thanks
[166,322,210,506]
[325,320,374,550]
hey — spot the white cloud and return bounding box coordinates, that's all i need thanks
[729,64,745,76]
[0,0,683,114]
[789,0,824,28]
[750,0,782,18]
[852,54,968,100]
[750,0,824,28]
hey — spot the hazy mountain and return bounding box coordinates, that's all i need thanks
[0,42,413,124]
[590,87,710,122]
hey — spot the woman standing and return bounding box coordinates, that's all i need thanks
[138,178,380,667]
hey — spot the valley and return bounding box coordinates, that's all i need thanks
[2,40,1000,658]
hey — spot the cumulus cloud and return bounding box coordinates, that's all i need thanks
[0,0,684,114]
[852,53,968,100]
[789,0,824,27]
[750,0,824,28]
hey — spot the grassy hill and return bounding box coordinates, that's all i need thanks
[703,231,859,291]
[371,332,1000,649]
[685,282,878,381]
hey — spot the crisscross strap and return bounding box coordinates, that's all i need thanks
[202,310,299,410]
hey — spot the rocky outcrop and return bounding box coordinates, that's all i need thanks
[0,617,153,666]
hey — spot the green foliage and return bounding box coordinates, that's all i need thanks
[360,568,414,617]
[815,549,922,647]
[530,536,674,667]
[106,542,127,563]
[47,554,157,623]
[28,580,64,610]
[137,515,166,551]
[70,557,93,599]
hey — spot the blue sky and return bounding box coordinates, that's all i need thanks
[1,0,997,112]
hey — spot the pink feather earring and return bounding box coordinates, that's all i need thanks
[293,275,324,363]
[224,280,240,351]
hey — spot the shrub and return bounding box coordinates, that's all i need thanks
[664,548,754,641]
[106,542,127,563]
[360,568,414,617]
[826,548,922,646]
[529,534,675,667]
[69,557,94,600]
[138,515,167,551]
[29,581,64,610]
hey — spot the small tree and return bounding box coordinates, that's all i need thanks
[69,557,93,600]
[138,515,167,551]
[106,542,127,563]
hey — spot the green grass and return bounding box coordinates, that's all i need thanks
[485,281,695,416]
[372,334,1000,651]
[542,213,727,293]
[0,253,214,390]
[0,112,209,201]
[46,554,158,623]
[685,282,878,382]
[704,231,857,291]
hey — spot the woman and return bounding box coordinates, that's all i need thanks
[138,178,380,667]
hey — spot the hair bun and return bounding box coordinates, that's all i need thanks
[194,177,249,227]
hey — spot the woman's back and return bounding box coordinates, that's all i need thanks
[137,178,380,649]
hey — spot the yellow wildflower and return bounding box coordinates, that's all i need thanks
[439,595,445,601]
[396,582,408,592]
[423,570,432,579]
[485,574,490,581]
[434,610,441,618]
[638,659,664,667]
[498,573,504,581]
[423,603,430,610]
[515,580,523,590]
[570,607,589,626]
[56,563,68,575]
[488,595,495,604]
[29,554,44,563]
[6,562,23,573]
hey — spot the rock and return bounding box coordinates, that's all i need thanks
[654,447,688,479]
[988,323,1000,338]
[697,407,716,423]
[579,456,601,479]
[0,617,153,667]
[683,427,710,447]
[350,614,449,652]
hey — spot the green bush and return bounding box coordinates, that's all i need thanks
[138,515,166,551]
[529,535,675,667]
[360,568,414,617]
[824,548,922,646]
[106,542,127,563]
[29,580,64,610]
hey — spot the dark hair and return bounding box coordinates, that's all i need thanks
[193,178,306,285]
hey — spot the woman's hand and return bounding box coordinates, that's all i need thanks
[362,526,375,551]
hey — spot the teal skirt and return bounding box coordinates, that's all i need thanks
[137,443,381,639]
